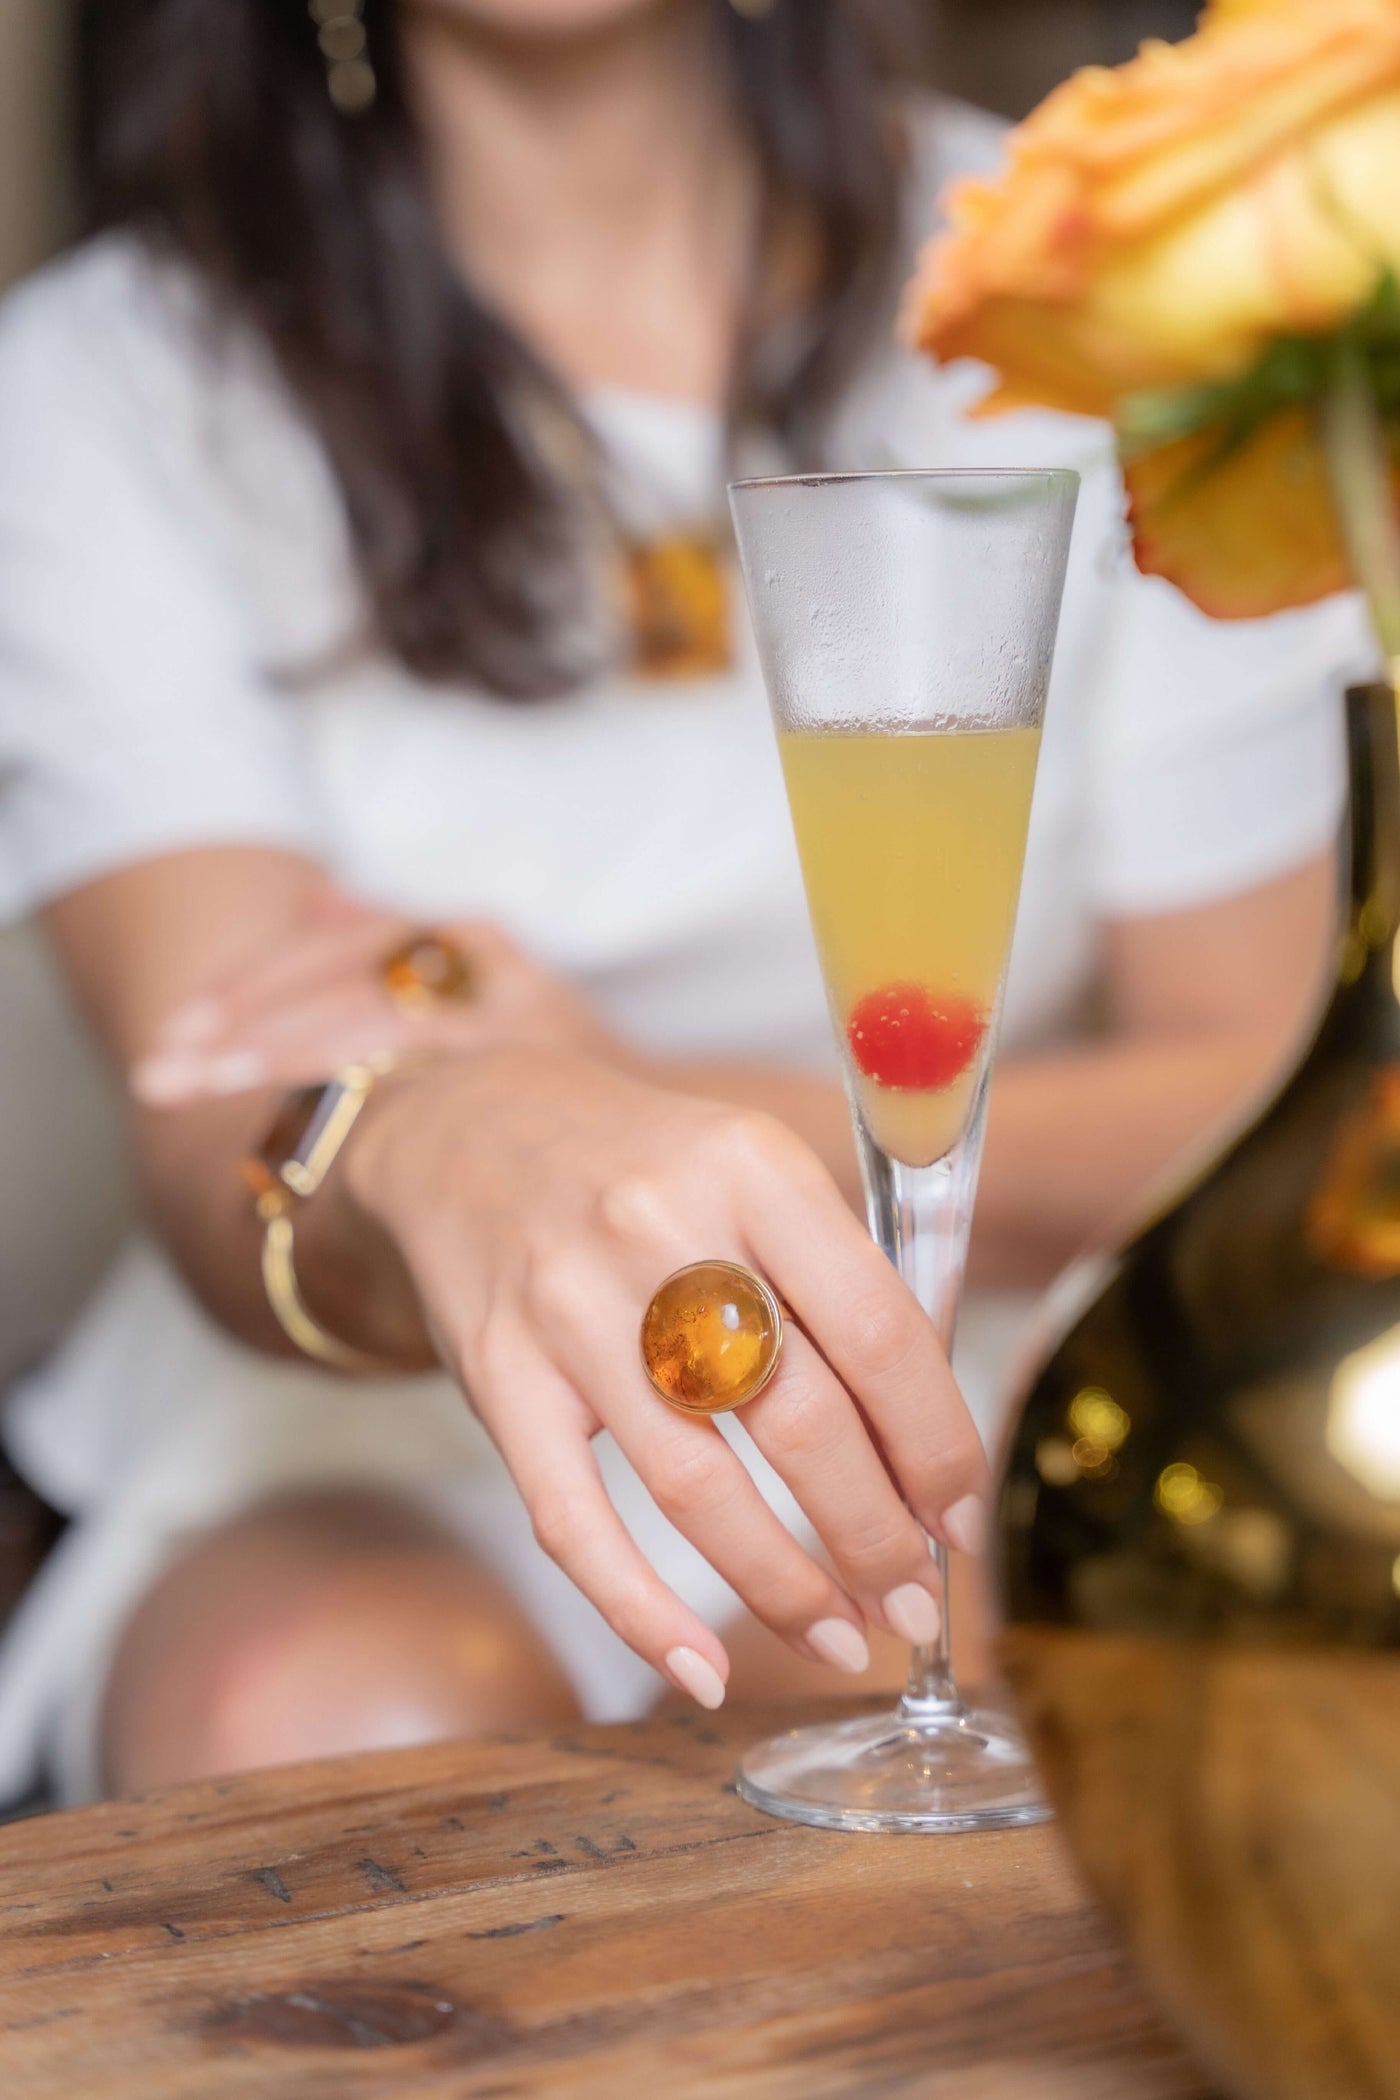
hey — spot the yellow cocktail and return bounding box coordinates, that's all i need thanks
[779,726,1039,1166]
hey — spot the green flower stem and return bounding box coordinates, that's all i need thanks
[1320,337,1400,693]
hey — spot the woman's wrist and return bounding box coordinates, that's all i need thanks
[319,1044,574,1367]
[288,1063,452,1372]
[341,1045,509,1239]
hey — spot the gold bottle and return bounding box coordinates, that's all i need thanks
[1001,685,1400,2100]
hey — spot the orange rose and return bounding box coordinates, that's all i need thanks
[903,0,1400,619]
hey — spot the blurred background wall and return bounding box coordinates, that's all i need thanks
[934,0,1199,117]
[0,0,75,293]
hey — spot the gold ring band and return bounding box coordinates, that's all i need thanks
[381,930,476,1010]
[640,1260,785,1417]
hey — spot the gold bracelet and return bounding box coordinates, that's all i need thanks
[244,1063,394,1375]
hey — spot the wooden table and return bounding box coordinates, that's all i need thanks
[0,1702,1219,2099]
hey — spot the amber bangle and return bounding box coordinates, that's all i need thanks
[244,1063,394,1375]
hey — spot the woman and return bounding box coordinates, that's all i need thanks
[0,0,1371,1804]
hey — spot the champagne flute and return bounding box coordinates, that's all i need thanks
[729,468,1078,1832]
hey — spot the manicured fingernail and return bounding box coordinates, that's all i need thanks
[206,1052,268,1094]
[131,1056,201,1105]
[805,1618,870,1675]
[665,1646,726,1711]
[943,1495,986,1557]
[882,1584,942,1646]
[159,999,223,1049]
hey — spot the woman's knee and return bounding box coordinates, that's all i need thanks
[100,1491,579,1794]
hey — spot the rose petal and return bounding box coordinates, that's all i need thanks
[1122,408,1372,619]
[904,2,1400,415]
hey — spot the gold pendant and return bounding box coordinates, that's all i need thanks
[620,533,734,680]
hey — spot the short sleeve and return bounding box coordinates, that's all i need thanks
[0,247,323,921]
[1083,543,1377,919]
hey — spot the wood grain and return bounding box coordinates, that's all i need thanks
[0,1701,1219,2099]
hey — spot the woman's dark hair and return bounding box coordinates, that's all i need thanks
[77,2,917,697]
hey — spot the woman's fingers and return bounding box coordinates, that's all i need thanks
[151,899,513,1052]
[153,904,405,1050]
[133,986,424,1100]
[472,1341,733,1708]
[736,1328,944,1644]
[736,1123,991,1552]
[614,1401,876,1669]
[136,907,530,1102]
[539,1269,877,1670]
[136,942,515,1102]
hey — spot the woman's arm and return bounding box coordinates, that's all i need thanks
[114,850,1337,1310]
[44,845,374,1359]
[971,851,1335,1282]
[45,844,983,1701]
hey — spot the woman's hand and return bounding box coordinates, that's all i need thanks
[342,1044,987,1707]
[122,875,986,1705]
[132,886,615,1102]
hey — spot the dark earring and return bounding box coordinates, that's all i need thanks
[310,0,377,115]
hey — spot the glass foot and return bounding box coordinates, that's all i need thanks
[736,1700,1051,1834]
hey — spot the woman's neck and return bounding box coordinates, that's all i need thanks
[401,1,757,405]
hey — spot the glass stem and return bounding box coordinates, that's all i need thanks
[855,1065,993,1721]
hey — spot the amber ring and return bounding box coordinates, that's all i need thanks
[640,1261,785,1418]
[381,930,476,1011]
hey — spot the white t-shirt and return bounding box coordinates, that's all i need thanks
[0,99,1379,1790]
[0,102,1376,1012]
[0,102,1374,1033]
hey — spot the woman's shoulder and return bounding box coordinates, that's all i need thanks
[0,233,357,669]
[0,235,255,501]
[0,232,302,484]
[0,232,213,390]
